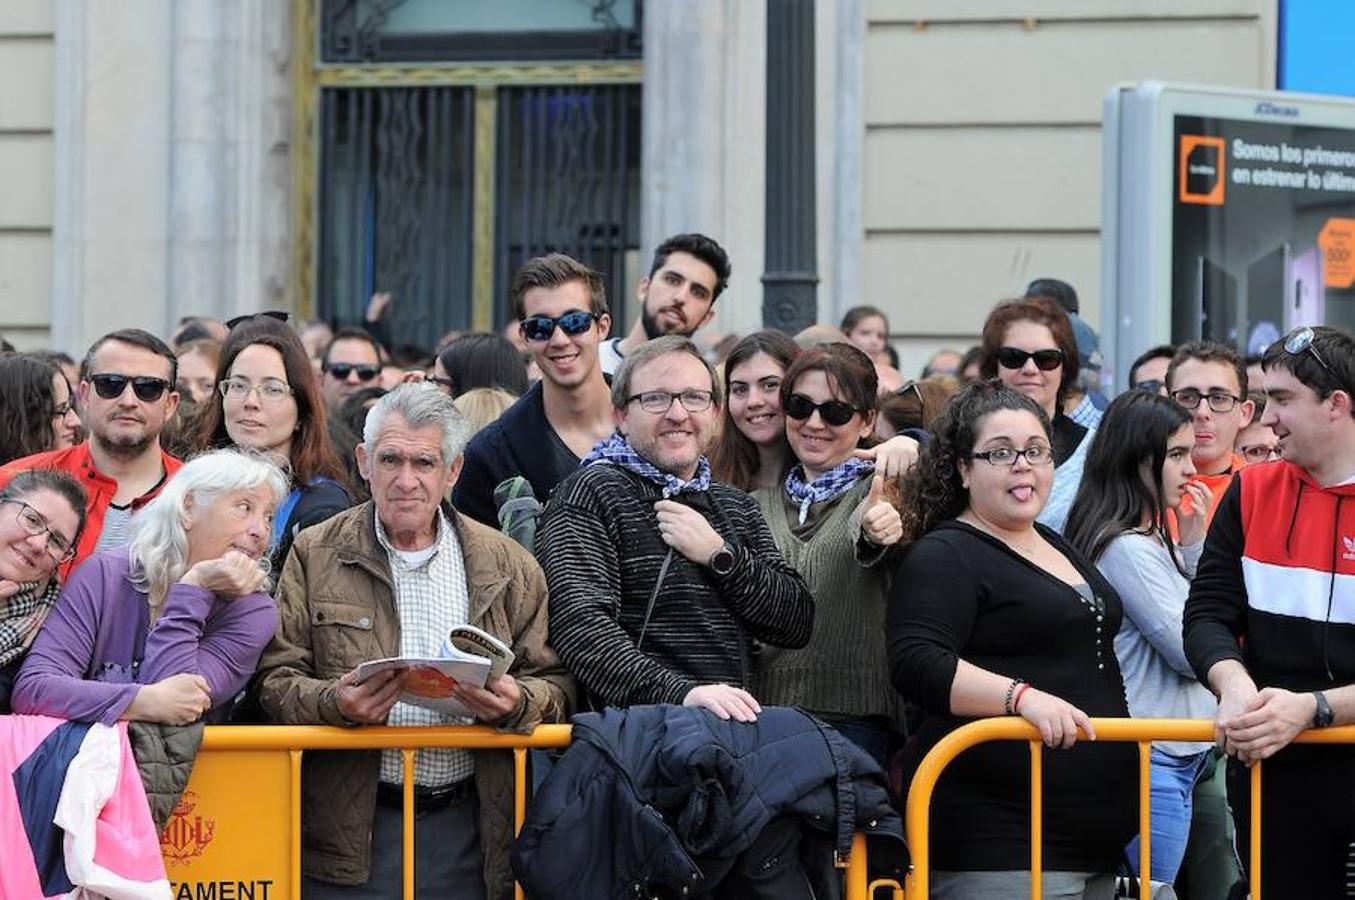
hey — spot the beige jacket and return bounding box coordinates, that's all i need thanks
[256,502,574,898]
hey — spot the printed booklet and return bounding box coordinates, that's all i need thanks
[354,625,515,718]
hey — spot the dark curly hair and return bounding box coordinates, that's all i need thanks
[899,379,1050,541]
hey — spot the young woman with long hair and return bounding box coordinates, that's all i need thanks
[1064,390,1215,887]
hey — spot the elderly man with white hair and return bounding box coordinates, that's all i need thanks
[255,383,573,900]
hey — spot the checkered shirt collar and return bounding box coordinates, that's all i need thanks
[583,432,712,498]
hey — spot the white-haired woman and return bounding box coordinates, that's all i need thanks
[12,448,287,725]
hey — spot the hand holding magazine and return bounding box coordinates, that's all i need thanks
[354,625,516,719]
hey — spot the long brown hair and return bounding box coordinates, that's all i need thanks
[709,330,800,490]
[194,317,347,489]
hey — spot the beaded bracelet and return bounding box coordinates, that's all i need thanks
[1003,678,1027,715]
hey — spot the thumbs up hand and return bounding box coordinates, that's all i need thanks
[859,473,904,547]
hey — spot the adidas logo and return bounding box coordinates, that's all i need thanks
[1344,536,1355,563]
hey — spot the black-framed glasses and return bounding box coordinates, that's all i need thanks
[225,310,291,330]
[2,499,76,562]
[520,310,598,343]
[88,373,172,402]
[783,393,862,427]
[51,400,75,419]
[1239,442,1281,464]
[1171,389,1242,413]
[626,389,715,414]
[219,377,293,403]
[1284,327,1336,379]
[997,347,1064,371]
[971,445,1054,467]
[323,363,381,382]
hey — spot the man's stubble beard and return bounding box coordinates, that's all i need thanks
[91,426,155,461]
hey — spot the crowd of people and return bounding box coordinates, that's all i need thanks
[1,230,1353,900]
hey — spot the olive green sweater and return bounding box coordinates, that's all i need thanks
[754,477,907,727]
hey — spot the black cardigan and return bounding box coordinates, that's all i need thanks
[886,520,1136,873]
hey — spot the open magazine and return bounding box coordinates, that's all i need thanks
[353,625,516,718]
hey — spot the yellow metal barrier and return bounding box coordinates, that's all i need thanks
[902,717,1355,900]
[159,724,877,900]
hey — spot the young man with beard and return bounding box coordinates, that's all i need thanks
[0,329,183,575]
[1185,325,1355,896]
[454,254,616,527]
[597,233,731,375]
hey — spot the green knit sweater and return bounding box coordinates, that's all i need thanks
[753,477,907,727]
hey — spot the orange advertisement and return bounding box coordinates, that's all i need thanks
[1318,217,1355,288]
[1179,135,1227,206]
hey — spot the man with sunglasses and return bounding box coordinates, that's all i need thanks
[1185,326,1355,897]
[319,327,384,412]
[454,254,616,528]
[0,329,183,575]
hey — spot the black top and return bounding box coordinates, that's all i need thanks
[886,520,1136,873]
[1051,413,1088,468]
[537,464,814,709]
[453,381,581,527]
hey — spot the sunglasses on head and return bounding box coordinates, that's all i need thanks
[997,347,1064,371]
[225,310,291,330]
[520,310,598,343]
[783,393,861,426]
[324,363,381,382]
[88,373,172,402]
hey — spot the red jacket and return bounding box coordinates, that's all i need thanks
[0,442,183,579]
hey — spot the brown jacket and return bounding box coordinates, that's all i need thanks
[255,501,574,898]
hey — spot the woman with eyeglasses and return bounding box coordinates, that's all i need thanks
[432,332,529,399]
[194,317,352,573]
[1063,391,1216,888]
[12,449,286,725]
[0,352,82,464]
[978,295,1093,533]
[752,342,909,766]
[887,380,1135,898]
[0,470,86,711]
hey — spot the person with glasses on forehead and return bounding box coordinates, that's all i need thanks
[1184,325,1355,897]
[454,254,617,529]
[193,317,351,575]
[888,380,1137,898]
[0,470,86,711]
[319,326,384,413]
[539,335,812,720]
[978,295,1093,533]
[0,329,184,576]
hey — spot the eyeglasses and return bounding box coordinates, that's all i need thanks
[1284,327,1337,379]
[88,373,172,402]
[997,347,1064,371]
[520,310,598,343]
[428,375,455,393]
[220,377,294,404]
[2,499,76,562]
[1133,379,1165,394]
[1239,443,1281,464]
[626,389,716,414]
[971,445,1054,467]
[225,310,291,330]
[323,363,381,382]
[783,393,862,427]
[1171,389,1242,413]
[52,401,75,419]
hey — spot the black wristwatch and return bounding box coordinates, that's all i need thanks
[707,542,736,576]
[1313,690,1335,728]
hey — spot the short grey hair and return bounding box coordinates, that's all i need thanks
[363,382,471,463]
[610,336,723,410]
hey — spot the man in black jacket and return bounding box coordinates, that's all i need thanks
[537,335,813,720]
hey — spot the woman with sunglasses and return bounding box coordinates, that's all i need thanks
[0,352,82,464]
[194,317,351,573]
[1063,391,1215,888]
[13,449,287,726]
[978,295,1093,533]
[888,380,1136,898]
[750,342,909,766]
[0,470,86,711]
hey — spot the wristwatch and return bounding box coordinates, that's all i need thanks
[707,542,736,576]
[1313,690,1335,728]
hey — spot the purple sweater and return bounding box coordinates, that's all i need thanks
[11,551,277,725]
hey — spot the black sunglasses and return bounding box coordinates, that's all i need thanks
[88,373,172,402]
[323,363,381,382]
[226,310,291,330]
[520,310,598,343]
[997,347,1064,371]
[784,393,861,427]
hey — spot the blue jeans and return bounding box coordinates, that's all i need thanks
[1125,747,1211,885]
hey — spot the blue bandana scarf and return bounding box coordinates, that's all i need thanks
[784,457,875,525]
[583,432,713,498]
